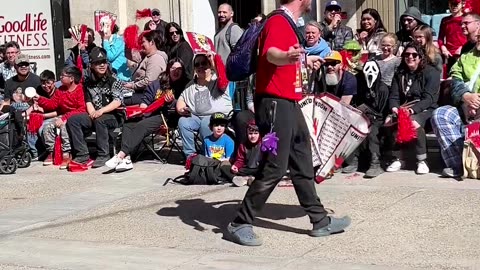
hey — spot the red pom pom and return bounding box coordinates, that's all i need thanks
[136,9,152,20]
[339,50,353,71]
[124,25,141,50]
[27,113,44,134]
[53,132,63,166]
[396,108,417,144]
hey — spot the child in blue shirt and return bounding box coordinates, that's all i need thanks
[204,112,234,161]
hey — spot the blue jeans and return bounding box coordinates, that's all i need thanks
[27,118,55,158]
[178,115,212,156]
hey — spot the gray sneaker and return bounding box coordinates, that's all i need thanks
[232,176,249,187]
[227,223,262,246]
[309,216,351,237]
[441,168,463,180]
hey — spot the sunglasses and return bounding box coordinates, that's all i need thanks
[17,63,29,68]
[152,12,160,16]
[194,60,209,68]
[326,7,341,12]
[170,31,179,36]
[403,18,415,24]
[403,52,419,58]
[324,61,340,67]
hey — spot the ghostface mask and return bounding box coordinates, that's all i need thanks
[363,61,380,88]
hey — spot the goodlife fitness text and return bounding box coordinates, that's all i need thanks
[0,13,49,48]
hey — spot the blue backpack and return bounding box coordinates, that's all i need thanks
[226,10,305,82]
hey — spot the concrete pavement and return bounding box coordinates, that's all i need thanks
[0,161,480,270]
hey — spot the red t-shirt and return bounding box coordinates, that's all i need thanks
[437,15,467,56]
[255,14,305,101]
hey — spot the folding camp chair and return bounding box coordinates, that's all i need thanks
[133,114,169,163]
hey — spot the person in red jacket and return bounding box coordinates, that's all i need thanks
[438,0,467,72]
[34,66,86,169]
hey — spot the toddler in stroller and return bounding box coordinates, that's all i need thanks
[0,106,33,174]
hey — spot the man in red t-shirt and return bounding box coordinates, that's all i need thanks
[227,0,351,247]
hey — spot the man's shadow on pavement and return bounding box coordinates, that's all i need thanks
[156,199,311,239]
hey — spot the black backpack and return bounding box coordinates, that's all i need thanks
[166,155,223,185]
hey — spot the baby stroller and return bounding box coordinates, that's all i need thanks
[0,112,32,174]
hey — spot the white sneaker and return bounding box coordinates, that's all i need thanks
[386,160,405,172]
[115,156,133,172]
[416,161,430,175]
[106,155,122,169]
[232,176,249,187]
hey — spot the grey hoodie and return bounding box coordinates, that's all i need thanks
[396,7,429,45]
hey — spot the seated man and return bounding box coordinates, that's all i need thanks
[431,29,480,179]
[0,54,41,149]
[67,47,123,168]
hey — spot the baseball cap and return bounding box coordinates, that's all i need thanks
[152,8,160,15]
[325,0,342,10]
[89,47,108,63]
[324,51,343,63]
[210,112,229,125]
[15,54,29,65]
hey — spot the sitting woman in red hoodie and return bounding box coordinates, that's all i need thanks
[34,66,86,169]
[220,121,262,187]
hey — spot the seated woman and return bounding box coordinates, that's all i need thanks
[101,25,131,82]
[123,30,168,105]
[356,8,387,59]
[105,59,189,172]
[413,25,443,73]
[385,42,441,174]
[176,52,232,158]
[35,66,86,169]
[304,21,331,58]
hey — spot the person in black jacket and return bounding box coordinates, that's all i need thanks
[164,22,194,80]
[105,58,189,172]
[385,42,440,175]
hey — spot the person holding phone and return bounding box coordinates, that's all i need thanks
[320,1,353,51]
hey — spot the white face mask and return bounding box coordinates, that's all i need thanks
[363,61,380,88]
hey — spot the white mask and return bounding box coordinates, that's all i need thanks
[363,61,380,88]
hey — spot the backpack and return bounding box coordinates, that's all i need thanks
[226,10,305,82]
[167,155,223,185]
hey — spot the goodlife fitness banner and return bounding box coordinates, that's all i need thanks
[0,0,56,73]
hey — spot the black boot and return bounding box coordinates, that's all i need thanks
[365,153,383,178]
[342,156,358,174]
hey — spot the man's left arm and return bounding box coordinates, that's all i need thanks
[229,25,244,49]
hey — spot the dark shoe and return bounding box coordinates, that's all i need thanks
[227,223,263,246]
[342,164,358,174]
[441,168,463,180]
[92,155,110,168]
[309,216,351,237]
[73,155,89,164]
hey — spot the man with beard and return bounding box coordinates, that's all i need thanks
[214,3,244,64]
[143,8,168,39]
[395,7,429,56]
[227,0,350,247]
[431,29,480,179]
[317,51,357,105]
[460,13,480,55]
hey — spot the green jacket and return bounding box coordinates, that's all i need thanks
[450,49,480,93]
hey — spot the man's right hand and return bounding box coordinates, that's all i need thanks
[286,44,304,64]
[462,92,480,110]
[330,14,342,29]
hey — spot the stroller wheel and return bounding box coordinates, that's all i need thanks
[0,156,17,174]
[17,151,32,168]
